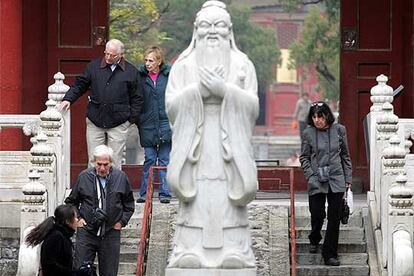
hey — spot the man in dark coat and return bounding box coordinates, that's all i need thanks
[65,145,135,276]
[59,39,143,169]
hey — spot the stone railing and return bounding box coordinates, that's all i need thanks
[0,72,70,275]
[367,74,414,276]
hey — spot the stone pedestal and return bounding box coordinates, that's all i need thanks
[165,268,256,276]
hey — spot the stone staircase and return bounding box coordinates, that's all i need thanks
[114,198,371,276]
[293,206,370,276]
[117,203,143,276]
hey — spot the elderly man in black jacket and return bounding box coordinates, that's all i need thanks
[65,145,135,276]
[59,38,143,169]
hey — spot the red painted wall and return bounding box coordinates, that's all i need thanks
[0,0,23,150]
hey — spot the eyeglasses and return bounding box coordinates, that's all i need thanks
[104,51,119,59]
[311,102,324,107]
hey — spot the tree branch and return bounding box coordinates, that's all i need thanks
[302,0,323,5]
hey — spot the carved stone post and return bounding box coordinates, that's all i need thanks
[369,74,394,192]
[48,72,71,196]
[19,170,46,242]
[30,132,55,216]
[382,135,406,267]
[388,174,414,275]
[39,97,67,207]
[373,103,399,230]
[16,170,46,276]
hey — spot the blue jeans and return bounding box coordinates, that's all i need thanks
[140,143,172,199]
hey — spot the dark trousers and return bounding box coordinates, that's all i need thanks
[308,189,344,260]
[74,227,121,276]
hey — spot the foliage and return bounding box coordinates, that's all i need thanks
[281,0,340,100]
[109,0,168,65]
[110,0,280,93]
[159,0,280,92]
[229,6,280,90]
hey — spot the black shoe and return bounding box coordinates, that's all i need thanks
[324,257,340,266]
[136,197,145,203]
[309,244,318,253]
[159,198,171,204]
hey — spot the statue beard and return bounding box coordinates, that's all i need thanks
[195,37,231,80]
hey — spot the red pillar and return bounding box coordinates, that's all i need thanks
[0,0,22,150]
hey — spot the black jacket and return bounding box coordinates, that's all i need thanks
[41,224,75,276]
[65,167,135,235]
[137,64,172,147]
[62,58,143,128]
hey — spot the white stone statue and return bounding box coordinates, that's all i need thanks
[165,0,259,272]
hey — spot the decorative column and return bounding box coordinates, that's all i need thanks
[19,170,46,241]
[16,170,46,276]
[373,103,399,230]
[369,75,394,192]
[381,135,406,267]
[0,0,22,149]
[48,72,71,195]
[388,174,414,275]
[30,132,55,216]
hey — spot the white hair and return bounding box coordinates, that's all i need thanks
[92,145,113,162]
[106,39,125,54]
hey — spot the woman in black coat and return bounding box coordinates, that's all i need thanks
[26,204,81,276]
[299,101,352,266]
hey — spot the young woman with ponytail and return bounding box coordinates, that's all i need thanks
[26,204,81,276]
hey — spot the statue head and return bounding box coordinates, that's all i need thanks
[194,1,232,49]
[176,0,244,64]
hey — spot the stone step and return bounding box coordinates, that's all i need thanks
[294,206,363,218]
[295,227,365,242]
[295,206,364,229]
[296,252,368,265]
[119,248,138,262]
[294,214,363,228]
[95,262,137,275]
[295,239,366,253]
[118,262,137,275]
[120,237,140,250]
[121,227,141,238]
[296,264,369,276]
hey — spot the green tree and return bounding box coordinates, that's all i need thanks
[109,0,169,65]
[280,0,340,100]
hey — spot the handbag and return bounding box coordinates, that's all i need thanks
[346,188,353,214]
[340,188,350,225]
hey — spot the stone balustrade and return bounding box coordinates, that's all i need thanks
[0,72,70,276]
[367,74,414,276]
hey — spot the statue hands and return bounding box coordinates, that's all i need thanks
[199,66,226,98]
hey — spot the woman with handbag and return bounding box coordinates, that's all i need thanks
[299,101,353,266]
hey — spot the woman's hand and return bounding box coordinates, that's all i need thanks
[346,182,352,189]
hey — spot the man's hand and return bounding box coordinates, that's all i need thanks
[57,100,71,111]
[346,182,352,189]
[77,218,87,228]
[113,222,123,230]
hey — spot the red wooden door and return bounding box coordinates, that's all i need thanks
[340,0,413,191]
[47,0,109,166]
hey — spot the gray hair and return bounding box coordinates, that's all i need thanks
[106,39,125,54]
[92,145,114,162]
